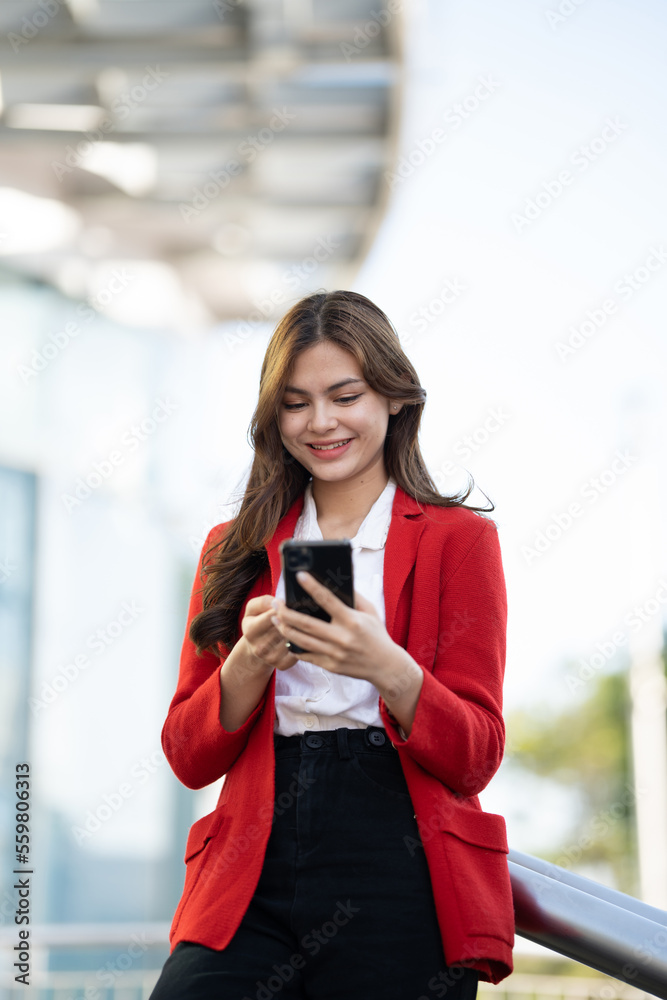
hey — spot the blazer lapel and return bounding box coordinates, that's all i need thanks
[384,486,425,640]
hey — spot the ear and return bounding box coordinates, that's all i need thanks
[389,401,404,415]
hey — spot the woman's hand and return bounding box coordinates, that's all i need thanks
[270,571,408,688]
[241,594,299,673]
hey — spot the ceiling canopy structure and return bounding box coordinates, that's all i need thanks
[0,0,402,330]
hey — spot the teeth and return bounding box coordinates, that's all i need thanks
[310,439,350,451]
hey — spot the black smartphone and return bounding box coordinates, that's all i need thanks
[278,539,355,655]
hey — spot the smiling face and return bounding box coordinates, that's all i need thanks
[277,340,402,490]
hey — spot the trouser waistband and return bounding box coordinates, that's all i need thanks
[273,726,394,759]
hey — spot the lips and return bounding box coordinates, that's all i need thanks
[307,438,352,451]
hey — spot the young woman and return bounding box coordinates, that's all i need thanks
[150,290,515,1000]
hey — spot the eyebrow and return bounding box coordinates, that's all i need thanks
[283,377,365,396]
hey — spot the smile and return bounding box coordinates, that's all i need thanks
[308,439,352,451]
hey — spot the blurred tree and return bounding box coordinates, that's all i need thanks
[506,668,638,893]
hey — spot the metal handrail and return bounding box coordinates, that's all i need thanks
[509,849,667,998]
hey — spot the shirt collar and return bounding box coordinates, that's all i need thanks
[296,478,397,551]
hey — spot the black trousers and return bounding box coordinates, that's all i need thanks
[149,727,479,1000]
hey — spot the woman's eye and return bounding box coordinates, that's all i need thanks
[283,394,361,410]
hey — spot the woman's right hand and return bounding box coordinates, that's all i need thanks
[240,595,299,673]
[218,595,298,733]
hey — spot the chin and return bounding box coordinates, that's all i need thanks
[310,466,352,481]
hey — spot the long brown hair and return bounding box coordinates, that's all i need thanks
[189,290,494,656]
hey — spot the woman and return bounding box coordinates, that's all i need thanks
[150,290,514,1000]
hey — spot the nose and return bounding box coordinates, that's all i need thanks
[307,398,338,434]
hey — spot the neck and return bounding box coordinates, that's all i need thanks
[310,463,390,527]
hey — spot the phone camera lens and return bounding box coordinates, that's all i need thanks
[286,549,312,572]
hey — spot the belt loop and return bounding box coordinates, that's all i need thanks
[336,728,352,760]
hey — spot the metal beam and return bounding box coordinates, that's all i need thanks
[510,849,667,998]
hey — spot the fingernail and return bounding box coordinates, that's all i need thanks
[271,615,280,627]
[271,598,279,610]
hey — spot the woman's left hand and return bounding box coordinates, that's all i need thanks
[270,570,403,686]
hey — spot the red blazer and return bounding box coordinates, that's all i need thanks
[162,486,515,983]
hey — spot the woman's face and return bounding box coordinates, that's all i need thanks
[277,341,402,488]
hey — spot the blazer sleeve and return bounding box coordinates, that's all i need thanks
[161,526,269,790]
[380,518,507,797]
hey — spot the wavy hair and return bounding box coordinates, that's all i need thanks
[189,290,494,656]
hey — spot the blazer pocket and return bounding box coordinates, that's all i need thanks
[438,807,514,943]
[184,807,227,863]
[440,807,508,852]
[170,808,228,941]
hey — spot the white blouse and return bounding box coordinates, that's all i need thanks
[273,477,398,736]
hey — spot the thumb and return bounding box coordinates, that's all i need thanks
[245,594,275,617]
